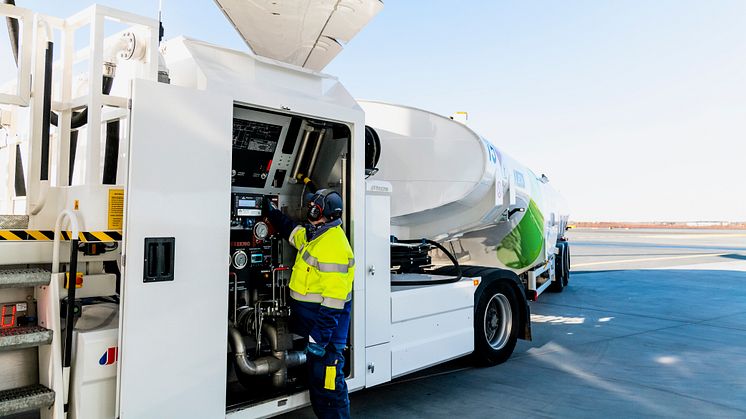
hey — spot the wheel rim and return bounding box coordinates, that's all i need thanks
[484,293,512,350]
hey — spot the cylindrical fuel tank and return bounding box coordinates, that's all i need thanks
[361,100,569,274]
[360,101,497,218]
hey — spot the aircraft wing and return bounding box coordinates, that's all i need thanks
[214,0,384,71]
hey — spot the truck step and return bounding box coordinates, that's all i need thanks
[0,215,29,229]
[0,384,55,417]
[0,326,53,351]
[0,268,51,288]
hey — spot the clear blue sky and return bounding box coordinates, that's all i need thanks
[2,1,745,221]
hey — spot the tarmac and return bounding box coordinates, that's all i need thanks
[281,228,746,418]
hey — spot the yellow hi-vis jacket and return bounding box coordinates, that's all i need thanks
[288,224,355,309]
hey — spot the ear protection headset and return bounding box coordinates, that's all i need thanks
[306,189,343,222]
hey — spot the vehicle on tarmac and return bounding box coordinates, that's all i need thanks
[0,1,569,417]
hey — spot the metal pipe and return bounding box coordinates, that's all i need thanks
[289,129,313,183]
[3,0,18,66]
[228,325,283,376]
[271,351,287,388]
[262,321,280,351]
[271,266,288,309]
[285,351,306,368]
[230,272,238,322]
[342,154,348,229]
[306,128,326,178]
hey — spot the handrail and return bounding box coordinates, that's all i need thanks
[51,209,80,412]
[51,209,80,274]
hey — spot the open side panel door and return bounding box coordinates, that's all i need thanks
[118,80,231,418]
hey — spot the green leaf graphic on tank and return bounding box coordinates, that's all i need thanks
[496,199,544,269]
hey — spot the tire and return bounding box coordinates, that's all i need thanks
[473,281,520,366]
[547,242,567,292]
[548,241,570,292]
[563,242,571,286]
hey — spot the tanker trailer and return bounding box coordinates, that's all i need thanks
[360,100,571,298]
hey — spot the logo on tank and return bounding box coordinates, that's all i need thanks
[99,346,119,366]
[482,139,500,165]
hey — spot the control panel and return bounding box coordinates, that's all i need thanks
[229,193,282,300]
[231,119,283,189]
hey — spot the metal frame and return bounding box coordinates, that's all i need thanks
[527,259,552,296]
[3,5,159,220]
[0,4,33,107]
[56,5,159,187]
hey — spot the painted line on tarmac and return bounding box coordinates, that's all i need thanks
[627,233,746,239]
[572,252,730,268]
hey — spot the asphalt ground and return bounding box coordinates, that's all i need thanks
[281,228,746,418]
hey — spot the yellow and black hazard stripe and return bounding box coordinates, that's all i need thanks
[0,230,122,242]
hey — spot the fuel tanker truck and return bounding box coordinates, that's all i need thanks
[0,1,569,417]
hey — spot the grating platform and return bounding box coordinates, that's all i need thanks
[0,326,53,351]
[0,215,29,229]
[0,268,51,288]
[0,384,55,416]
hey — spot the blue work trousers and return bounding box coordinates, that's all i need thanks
[290,299,351,418]
[307,346,350,419]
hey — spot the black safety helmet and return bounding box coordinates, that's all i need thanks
[305,189,343,222]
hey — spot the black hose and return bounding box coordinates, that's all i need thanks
[40,42,53,181]
[14,143,26,196]
[68,130,78,185]
[63,239,79,369]
[50,75,114,128]
[4,0,18,66]
[391,238,463,286]
[102,119,119,184]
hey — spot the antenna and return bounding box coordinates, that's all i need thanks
[158,0,164,43]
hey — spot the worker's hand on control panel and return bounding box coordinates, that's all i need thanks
[306,340,326,358]
[262,197,275,215]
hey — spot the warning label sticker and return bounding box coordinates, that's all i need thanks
[108,189,124,230]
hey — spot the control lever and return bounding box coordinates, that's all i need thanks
[272,265,290,308]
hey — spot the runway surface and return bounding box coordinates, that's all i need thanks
[281,228,746,418]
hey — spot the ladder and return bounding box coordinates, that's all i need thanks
[0,268,56,417]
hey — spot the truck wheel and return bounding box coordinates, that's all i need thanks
[549,242,567,292]
[474,282,519,366]
[563,243,571,286]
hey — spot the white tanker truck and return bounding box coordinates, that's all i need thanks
[0,1,569,418]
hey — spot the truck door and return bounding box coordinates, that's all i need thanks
[117,80,232,418]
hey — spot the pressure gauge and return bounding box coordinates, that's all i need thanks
[253,221,269,241]
[232,250,248,270]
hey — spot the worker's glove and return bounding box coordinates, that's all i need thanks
[306,341,326,358]
[262,197,275,215]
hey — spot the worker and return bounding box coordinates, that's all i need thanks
[264,188,354,419]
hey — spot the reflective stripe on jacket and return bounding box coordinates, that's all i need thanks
[289,224,354,308]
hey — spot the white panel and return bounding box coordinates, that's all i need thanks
[391,308,473,378]
[365,343,391,388]
[70,305,119,419]
[226,392,310,419]
[391,279,475,323]
[365,181,391,347]
[214,0,383,71]
[118,80,231,418]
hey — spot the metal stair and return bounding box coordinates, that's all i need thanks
[0,215,29,229]
[0,326,53,351]
[0,267,56,416]
[0,384,55,416]
[0,267,51,288]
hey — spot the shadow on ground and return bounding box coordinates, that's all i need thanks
[278,268,746,418]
